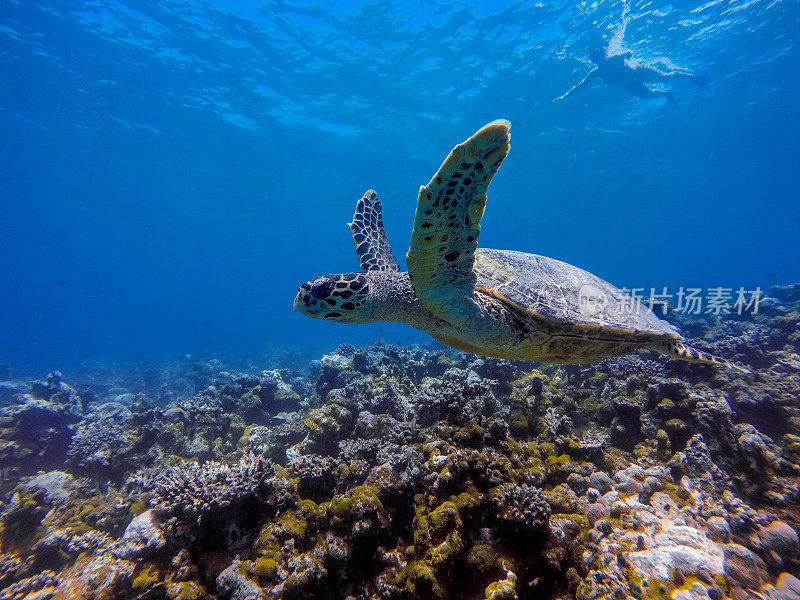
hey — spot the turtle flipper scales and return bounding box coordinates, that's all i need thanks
[406,120,510,326]
[348,190,399,272]
[653,340,749,373]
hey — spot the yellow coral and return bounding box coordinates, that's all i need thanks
[132,564,162,590]
[252,557,278,580]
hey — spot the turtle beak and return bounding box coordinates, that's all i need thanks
[293,283,313,313]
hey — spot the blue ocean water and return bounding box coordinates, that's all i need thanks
[1,0,799,373]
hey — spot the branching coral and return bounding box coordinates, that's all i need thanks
[492,483,551,534]
[130,452,274,521]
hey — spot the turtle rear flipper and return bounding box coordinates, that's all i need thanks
[653,340,749,373]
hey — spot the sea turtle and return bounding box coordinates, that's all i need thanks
[293,120,744,371]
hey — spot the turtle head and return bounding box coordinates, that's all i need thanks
[293,273,373,323]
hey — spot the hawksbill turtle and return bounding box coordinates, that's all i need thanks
[293,120,744,371]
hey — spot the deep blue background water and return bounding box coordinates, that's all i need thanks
[2,0,799,373]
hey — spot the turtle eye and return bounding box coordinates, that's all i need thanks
[311,280,335,300]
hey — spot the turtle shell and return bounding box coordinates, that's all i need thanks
[473,248,680,341]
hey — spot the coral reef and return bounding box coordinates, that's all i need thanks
[130,452,275,522]
[0,286,799,599]
[493,482,551,533]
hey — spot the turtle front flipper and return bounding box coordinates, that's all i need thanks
[348,190,399,272]
[406,120,510,326]
[653,340,749,373]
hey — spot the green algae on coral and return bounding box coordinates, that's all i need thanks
[132,563,162,590]
[327,485,383,524]
[509,412,529,437]
[428,501,460,536]
[252,556,278,580]
[484,569,517,600]
[167,580,206,600]
[275,511,308,541]
[659,482,692,507]
[453,420,486,447]
[404,560,444,599]
[467,543,502,572]
[429,530,464,568]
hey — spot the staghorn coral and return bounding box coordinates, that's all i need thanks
[492,483,551,534]
[338,437,382,462]
[130,452,274,521]
[543,407,573,439]
[598,354,665,378]
[287,453,337,502]
[66,413,127,471]
[0,554,25,590]
[0,570,60,600]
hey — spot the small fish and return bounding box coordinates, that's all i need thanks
[54,280,70,286]
[765,273,776,279]
[124,349,131,355]
[162,406,187,422]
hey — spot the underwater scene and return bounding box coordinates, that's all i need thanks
[2,0,800,599]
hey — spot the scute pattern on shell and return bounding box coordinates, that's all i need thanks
[473,248,680,340]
